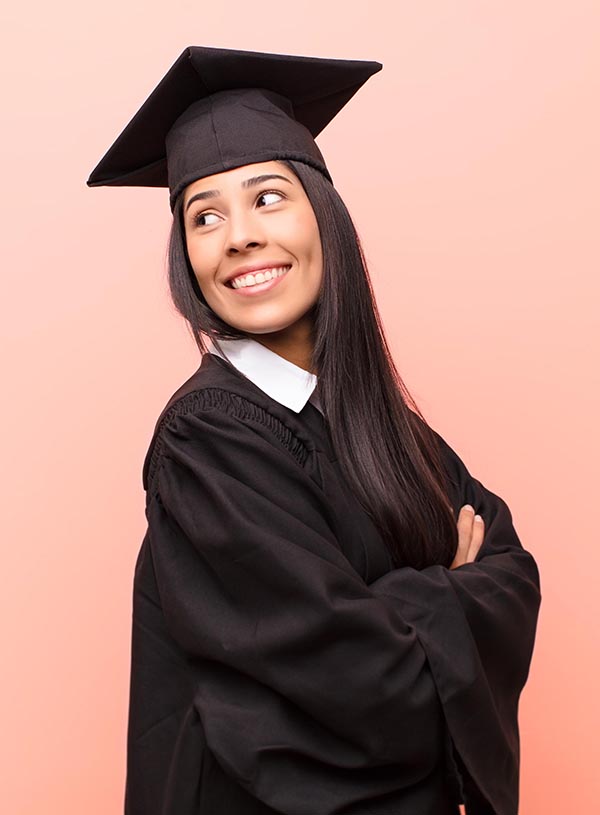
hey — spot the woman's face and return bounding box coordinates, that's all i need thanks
[183,160,323,337]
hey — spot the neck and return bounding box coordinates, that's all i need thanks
[251,315,315,374]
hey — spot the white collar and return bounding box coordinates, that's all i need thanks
[207,337,322,414]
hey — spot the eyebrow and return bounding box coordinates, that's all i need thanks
[185,173,293,213]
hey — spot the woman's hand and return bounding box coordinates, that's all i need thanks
[450,505,485,569]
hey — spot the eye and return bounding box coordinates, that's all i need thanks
[192,211,221,228]
[256,190,285,207]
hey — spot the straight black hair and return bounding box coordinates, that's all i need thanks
[167,159,458,570]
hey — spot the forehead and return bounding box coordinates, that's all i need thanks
[183,160,294,205]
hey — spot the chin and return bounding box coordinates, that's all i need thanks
[237,322,296,336]
[227,311,308,336]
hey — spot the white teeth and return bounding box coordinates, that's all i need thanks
[231,265,291,289]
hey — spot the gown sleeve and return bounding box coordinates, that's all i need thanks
[147,397,540,815]
[369,429,542,813]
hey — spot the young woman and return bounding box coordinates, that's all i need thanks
[88,46,541,815]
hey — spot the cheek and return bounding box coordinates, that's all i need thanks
[186,239,200,269]
[186,236,218,283]
[288,213,322,264]
[305,221,323,270]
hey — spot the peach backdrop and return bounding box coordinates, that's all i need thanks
[2,2,598,813]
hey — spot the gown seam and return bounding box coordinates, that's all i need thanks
[145,386,311,498]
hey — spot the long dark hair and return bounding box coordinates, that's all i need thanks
[167,159,458,570]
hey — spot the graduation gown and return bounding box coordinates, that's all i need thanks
[125,351,541,815]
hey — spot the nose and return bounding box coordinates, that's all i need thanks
[225,207,266,255]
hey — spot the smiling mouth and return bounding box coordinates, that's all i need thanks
[226,265,292,289]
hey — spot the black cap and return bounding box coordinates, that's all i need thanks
[86,45,382,212]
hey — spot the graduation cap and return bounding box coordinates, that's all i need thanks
[86,45,383,212]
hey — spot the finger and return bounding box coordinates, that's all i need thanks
[451,505,475,569]
[466,513,485,562]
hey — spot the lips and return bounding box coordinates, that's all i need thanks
[225,262,292,286]
[227,264,292,295]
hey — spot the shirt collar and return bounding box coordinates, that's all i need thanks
[207,337,322,414]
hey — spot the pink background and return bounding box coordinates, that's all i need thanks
[2,2,598,812]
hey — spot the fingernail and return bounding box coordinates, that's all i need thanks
[463,504,474,513]
[474,514,483,522]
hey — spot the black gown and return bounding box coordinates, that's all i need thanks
[124,352,541,815]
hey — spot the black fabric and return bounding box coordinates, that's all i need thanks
[86,45,382,211]
[125,352,541,815]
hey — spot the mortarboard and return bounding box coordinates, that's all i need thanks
[86,45,382,212]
